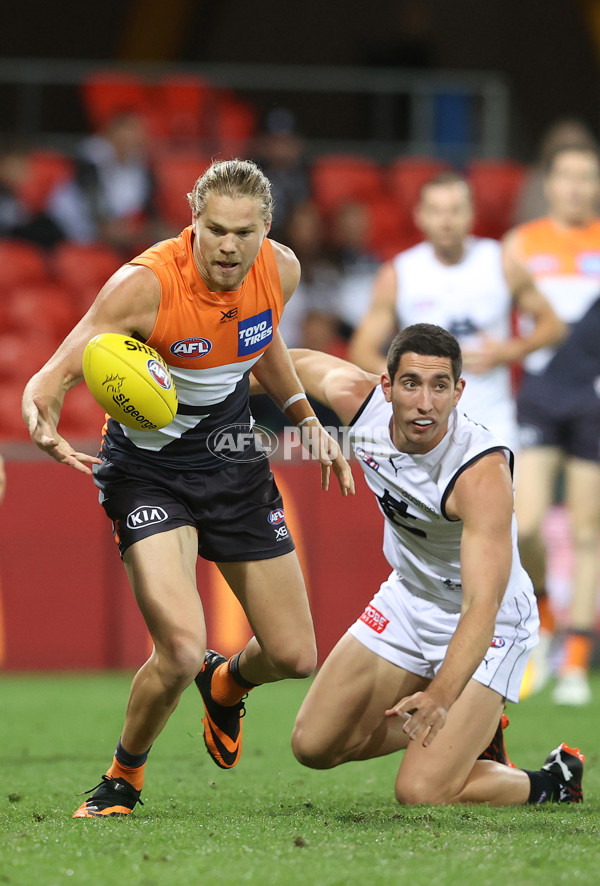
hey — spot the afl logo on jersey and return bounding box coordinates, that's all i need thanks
[268,508,285,525]
[527,254,559,274]
[577,252,600,275]
[147,359,173,390]
[170,337,212,359]
[490,636,505,648]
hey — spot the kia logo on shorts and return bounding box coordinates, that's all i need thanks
[146,359,172,390]
[207,423,279,462]
[126,506,168,529]
[268,508,285,525]
[169,337,212,358]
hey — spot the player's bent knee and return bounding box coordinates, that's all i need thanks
[395,774,454,806]
[155,636,205,689]
[270,644,317,680]
[291,725,338,770]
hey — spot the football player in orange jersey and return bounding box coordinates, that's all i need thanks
[504,144,600,705]
[22,159,354,818]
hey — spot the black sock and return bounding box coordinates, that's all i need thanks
[115,739,151,769]
[230,651,260,689]
[524,769,559,804]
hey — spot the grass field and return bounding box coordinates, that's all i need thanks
[0,672,598,886]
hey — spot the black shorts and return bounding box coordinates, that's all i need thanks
[93,456,296,561]
[517,373,600,461]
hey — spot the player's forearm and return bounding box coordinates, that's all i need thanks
[253,335,317,425]
[22,368,71,433]
[512,314,566,360]
[427,603,498,709]
[348,332,387,374]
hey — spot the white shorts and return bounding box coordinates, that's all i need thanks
[348,572,539,703]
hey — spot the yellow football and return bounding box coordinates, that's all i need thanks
[82,333,178,430]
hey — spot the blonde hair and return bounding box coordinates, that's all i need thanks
[187,159,273,223]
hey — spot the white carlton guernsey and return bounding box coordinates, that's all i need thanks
[393,237,516,446]
[349,385,533,612]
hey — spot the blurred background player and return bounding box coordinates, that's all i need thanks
[47,110,170,255]
[349,172,564,452]
[512,118,599,225]
[505,144,600,705]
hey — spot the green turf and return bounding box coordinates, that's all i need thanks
[0,672,598,886]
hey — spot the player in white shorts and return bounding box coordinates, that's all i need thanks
[285,323,584,805]
[349,173,564,452]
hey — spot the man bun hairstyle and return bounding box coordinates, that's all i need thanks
[386,323,463,383]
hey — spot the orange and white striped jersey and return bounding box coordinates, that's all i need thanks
[101,226,284,468]
[512,216,600,373]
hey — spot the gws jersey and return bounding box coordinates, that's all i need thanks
[348,385,534,612]
[512,216,600,374]
[101,228,284,470]
[393,237,516,446]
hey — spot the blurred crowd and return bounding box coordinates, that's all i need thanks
[0,69,599,441]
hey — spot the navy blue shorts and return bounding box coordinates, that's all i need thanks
[93,455,295,561]
[517,373,600,461]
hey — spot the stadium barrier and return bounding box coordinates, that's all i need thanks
[0,459,387,671]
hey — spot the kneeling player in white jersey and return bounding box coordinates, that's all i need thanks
[287,324,584,805]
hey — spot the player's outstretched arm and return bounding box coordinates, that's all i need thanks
[22,265,160,474]
[252,335,360,495]
[288,349,379,427]
[386,451,514,747]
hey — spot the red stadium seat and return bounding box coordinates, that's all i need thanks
[151,74,218,145]
[52,242,122,310]
[154,152,212,228]
[387,157,451,212]
[467,160,527,239]
[5,283,77,341]
[81,71,151,131]
[17,149,73,213]
[0,329,55,383]
[311,154,384,215]
[215,94,257,157]
[0,381,30,440]
[0,240,49,294]
[365,196,415,260]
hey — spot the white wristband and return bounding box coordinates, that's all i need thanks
[282,392,308,412]
[297,416,319,428]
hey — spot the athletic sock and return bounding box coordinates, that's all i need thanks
[524,769,560,804]
[211,652,259,706]
[105,739,150,791]
[536,590,555,634]
[561,630,594,673]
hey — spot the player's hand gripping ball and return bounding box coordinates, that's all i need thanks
[83,333,178,430]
